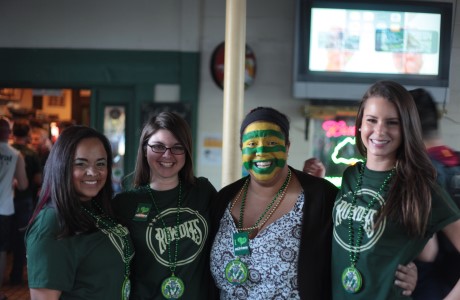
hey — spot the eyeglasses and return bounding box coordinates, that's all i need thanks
[147,144,185,155]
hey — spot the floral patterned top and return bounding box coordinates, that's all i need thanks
[210,192,304,300]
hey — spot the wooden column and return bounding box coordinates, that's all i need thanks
[221,0,246,187]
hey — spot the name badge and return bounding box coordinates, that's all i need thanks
[133,203,152,221]
[233,232,250,256]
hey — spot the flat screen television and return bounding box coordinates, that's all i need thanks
[293,0,453,103]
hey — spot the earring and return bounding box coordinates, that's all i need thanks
[358,128,361,132]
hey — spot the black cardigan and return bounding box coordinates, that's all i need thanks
[209,166,339,300]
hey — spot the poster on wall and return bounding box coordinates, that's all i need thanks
[200,134,222,166]
[103,106,126,194]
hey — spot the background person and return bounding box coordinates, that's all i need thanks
[10,119,42,285]
[302,157,326,178]
[410,88,460,300]
[26,125,134,300]
[0,117,28,300]
[29,126,52,170]
[112,112,217,300]
[331,81,460,299]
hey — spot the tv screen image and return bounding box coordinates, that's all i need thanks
[293,0,453,102]
[309,8,441,75]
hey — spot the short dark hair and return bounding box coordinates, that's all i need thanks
[0,118,11,140]
[12,119,30,137]
[409,88,438,138]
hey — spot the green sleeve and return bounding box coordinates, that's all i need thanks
[26,208,77,292]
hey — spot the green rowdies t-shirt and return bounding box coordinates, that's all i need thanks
[332,163,460,300]
[112,177,217,300]
[26,206,130,300]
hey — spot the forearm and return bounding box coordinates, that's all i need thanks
[443,278,460,300]
[417,234,438,262]
[30,288,62,300]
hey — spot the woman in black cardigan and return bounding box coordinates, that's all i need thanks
[208,107,417,300]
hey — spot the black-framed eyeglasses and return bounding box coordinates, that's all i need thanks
[147,144,185,155]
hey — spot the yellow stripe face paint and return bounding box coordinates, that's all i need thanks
[242,121,287,181]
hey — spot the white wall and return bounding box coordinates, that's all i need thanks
[0,0,200,51]
[0,0,459,189]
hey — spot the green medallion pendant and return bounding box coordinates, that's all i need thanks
[121,277,131,300]
[225,258,249,285]
[342,266,362,293]
[161,275,185,299]
[146,184,185,299]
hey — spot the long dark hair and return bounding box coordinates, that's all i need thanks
[355,80,436,237]
[132,112,195,187]
[30,125,114,238]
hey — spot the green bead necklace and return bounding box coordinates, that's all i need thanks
[224,169,292,285]
[146,181,185,299]
[236,169,292,235]
[342,161,395,293]
[81,201,134,300]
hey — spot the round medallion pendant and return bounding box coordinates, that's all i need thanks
[161,275,185,299]
[225,259,249,285]
[121,277,131,300]
[342,266,363,293]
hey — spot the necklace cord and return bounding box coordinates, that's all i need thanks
[146,182,182,274]
[348,162,395,267]
[233,169,292,234]
[81,202,134,277]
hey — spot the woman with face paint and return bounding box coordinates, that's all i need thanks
[209,107,338,299]
[209,106,420,300]
[26,126,134,300]
[112,112,217,300]
[331,81,460,300]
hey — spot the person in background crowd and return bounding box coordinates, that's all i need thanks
[209,107,417,300]
[112,112,217,299]
[29,126,52,170]
[410,88,460,300]
[10,120,42,285]
[331,81,460,299]
[26,125,134,300]
[0,117,28,300]
[302,157,326,178]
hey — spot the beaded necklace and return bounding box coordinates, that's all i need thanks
[146,181,185,299]
[232,169,292,235]
[224,169,292,285]
[342,161,395,293]
[81,200,134,300]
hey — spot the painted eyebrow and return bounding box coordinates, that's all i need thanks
[242,130,285,143]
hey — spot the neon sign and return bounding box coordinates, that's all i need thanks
[322,120,363,166]
[322,120,355,138]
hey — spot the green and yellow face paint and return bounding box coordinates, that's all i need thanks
[241,121,287,182]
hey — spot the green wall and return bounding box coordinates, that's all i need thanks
[0,48,200,181]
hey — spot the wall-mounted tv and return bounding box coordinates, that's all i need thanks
[293,0,453,103]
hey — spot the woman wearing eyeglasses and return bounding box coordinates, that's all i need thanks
[112,112,217,300]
